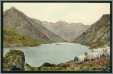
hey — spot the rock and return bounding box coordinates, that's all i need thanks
[24,63,34,71]
[3,49,25,71]
[41,62,56,67]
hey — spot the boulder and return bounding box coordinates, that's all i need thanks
[3,49,25,71]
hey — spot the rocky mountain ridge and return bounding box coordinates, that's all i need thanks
[4,7,65,47]
[73,14,110,48]
[42,21,90,42]
[4,7,64,42]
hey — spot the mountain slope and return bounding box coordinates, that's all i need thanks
[73,14,110,48]
[4,28,49,47]
[42,21,90,42]
[4,7,64,47]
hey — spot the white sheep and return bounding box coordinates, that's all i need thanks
[77,47,110,63]
[78,54,86,63]
[83,51,101,61]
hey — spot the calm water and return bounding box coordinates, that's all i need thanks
[4,42,91,67]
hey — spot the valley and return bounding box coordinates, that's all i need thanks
[3,7,111,72]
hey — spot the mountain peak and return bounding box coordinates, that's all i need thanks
[74,14,110,48]
[55,21,69,25]
[4,7,65,44]
[102,14,110,18]
[10,7,17,10]
[4,7,23,16]
[6,7,19,12]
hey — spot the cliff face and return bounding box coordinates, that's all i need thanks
[73,14,110,48]
[3,50,25,71]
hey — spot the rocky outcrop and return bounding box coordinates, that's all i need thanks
[3,50,25,71]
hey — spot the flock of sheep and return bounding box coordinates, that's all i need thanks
[74,47,110,63]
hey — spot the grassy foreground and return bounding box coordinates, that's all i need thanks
[25,56,111,72]
[3,49,111,72]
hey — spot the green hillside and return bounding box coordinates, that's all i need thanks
[4,27,50,47]
[73,14,110,48]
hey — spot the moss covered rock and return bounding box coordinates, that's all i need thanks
[3,49,25,71]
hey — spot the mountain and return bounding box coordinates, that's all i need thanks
[4,7,65,47]
[73,14,110,48]
[42,21,90,42]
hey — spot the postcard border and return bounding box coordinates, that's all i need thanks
[1,1,112,73]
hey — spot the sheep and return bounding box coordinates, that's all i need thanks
[87,52,101,61]
[76,47,110,64]
[91,47,110,59]
[78,54,86,63]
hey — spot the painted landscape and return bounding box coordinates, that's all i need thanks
[3,3,111,72]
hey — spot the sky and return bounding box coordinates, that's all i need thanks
[4,3,110,25]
